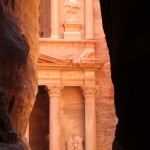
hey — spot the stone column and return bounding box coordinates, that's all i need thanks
[85,0,94,39]
[51,0,59,39]
[81,86,98,150]
[46,86,63,150]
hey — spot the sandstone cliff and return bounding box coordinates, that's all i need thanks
[0,0,39,149]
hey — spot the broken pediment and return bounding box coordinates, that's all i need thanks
[38,54,72,66]
[37,54,102,70]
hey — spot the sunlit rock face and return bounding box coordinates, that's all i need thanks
[100,0,150,149]
[0,0,39,149]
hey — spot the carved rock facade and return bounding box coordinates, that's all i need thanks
[29,0,115,150]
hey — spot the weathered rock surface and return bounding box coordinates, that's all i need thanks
[0,0,39,149]
[94,0,116,149]
[0,3,29,63]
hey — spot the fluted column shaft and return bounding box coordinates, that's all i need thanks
[81,86,98,150]
[85,0,94,39]
[46,86,63,150]
[51,0,59,39]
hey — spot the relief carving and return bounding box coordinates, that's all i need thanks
[67,136,84,150]
[64,0,80,21]
[45,86,64,97]
[81,86,98,97]
[67,136,74,150]
[85,71,95,78]
[80,48,95,60]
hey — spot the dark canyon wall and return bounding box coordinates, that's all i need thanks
[100,0,150,149]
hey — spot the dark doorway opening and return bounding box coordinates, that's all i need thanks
[29,86,49,150]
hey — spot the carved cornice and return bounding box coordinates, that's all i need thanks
[45,86,64,97]
[37,65,101,71]
[80,86,99,97]
[37,54,102,71]
[37,66,81,71]
[79,62,101,68]
[39,38,96,48]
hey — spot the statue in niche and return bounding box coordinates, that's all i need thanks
[74,136,84,150]
[64,0,80,21]
[67,136,74,150]
[67,136,84,150]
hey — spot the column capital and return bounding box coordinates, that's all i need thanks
[80,86,99,97]
[45,85,64,97]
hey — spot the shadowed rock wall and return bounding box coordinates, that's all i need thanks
[0,0,39,149]
[100,0,150,149]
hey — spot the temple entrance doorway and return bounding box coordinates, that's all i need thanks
[29,86,49,150]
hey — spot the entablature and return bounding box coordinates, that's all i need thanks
[39,38,97,63]
[37,54,101,86]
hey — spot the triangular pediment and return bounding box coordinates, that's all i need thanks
[37,54,101,69]
[38,54,70,66]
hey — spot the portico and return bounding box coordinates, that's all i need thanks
[37,42,101,150]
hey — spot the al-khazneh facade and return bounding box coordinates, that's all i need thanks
[27,0,116,150]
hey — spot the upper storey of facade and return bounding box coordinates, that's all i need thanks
[37,0,101,86]
[39,0,94,40]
